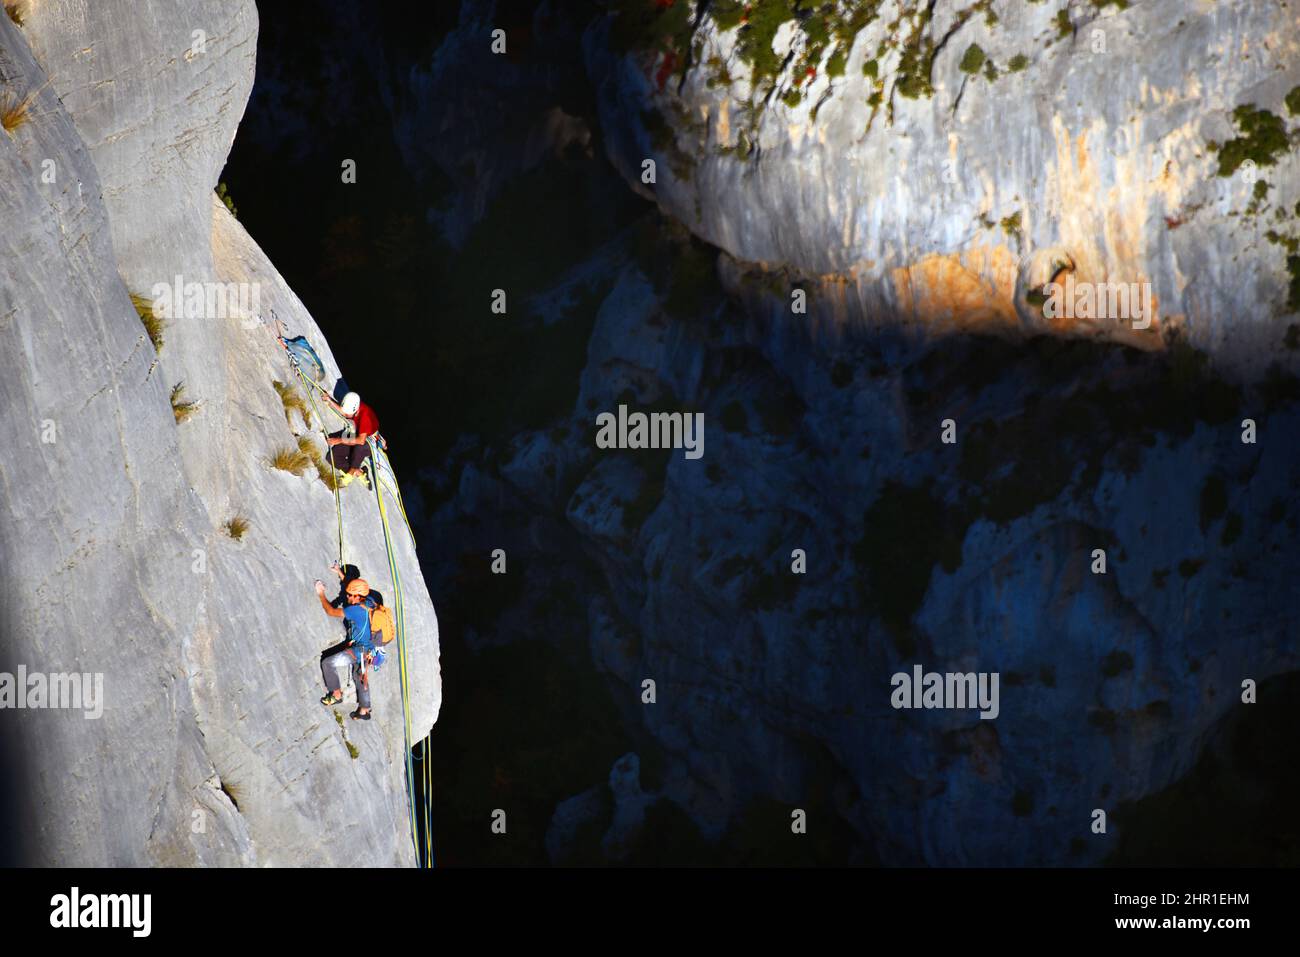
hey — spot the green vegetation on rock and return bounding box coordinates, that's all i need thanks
[826,46,847,78]
[959,44,985,75]
[1216,105,1290,177]
[1054,8,1072,39]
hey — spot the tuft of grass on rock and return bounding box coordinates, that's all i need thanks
[268,444,314,475]
[273,380,312,429]
[298,435,346,490]
[223,515,250,541]
[131,293,165,352]
[315,456,343,491]
[4,1,25,26]
[346,741,360,760]
[219,780,242,808]
[1008,53,1029,72]
[170,382,200,423]
[1,88,36,134]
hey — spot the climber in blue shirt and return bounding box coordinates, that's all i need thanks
[315,576,376,720]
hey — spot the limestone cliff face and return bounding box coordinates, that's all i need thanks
[0,2,439,865]
[585,0,1300,374]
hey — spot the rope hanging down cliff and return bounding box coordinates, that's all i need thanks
[267,313,434,866]
[275,319,347,565]
[368,435,434,867]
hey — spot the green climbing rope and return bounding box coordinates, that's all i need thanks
[369,436,434,867]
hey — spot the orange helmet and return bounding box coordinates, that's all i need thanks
[345,578,369,597]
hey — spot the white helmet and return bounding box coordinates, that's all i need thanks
[341,392,361,416]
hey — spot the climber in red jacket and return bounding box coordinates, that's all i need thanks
[323,391,379,488]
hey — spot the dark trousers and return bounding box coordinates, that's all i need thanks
[328,440,371,472]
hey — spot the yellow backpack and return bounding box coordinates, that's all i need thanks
[368,603,396,646]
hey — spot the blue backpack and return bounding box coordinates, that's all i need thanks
[282,335,325,383]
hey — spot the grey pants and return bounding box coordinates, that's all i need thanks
[322,648,370,710]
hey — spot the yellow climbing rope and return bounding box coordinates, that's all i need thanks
[274,324,432,865]
[369,437,434,867]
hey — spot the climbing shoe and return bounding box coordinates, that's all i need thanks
[334,470,353,488]
[349,709,371,721]
[321,693,342,707]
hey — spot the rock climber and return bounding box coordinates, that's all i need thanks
[327,560,362,609]
[320,562,386,659]
[323,390,381,488]
[316,576,376,720]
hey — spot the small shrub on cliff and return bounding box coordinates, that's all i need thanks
[1054,9,1072,39]
[1008,54,1029,73]
[0,88,36,134]
[170,382,200,423]
[223,515,250,541]
[268,444,313,476]
[826,46,847,78]
[215,182,238,219]
[4,2,25,26]
[959,44,985,75]
[1000,211,1022,242]
[219,780,242,808]
[315,456,343,491]
[131,293,165,352]
[273,380,312,429]
[296,435,345,490]
[1216,105,1289,177]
